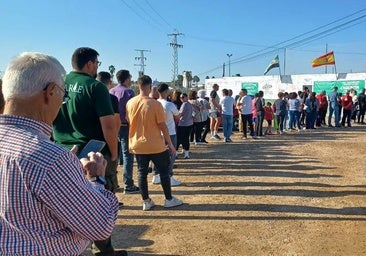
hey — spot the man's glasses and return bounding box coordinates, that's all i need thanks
[43,83,70,104]
[96,61,102,67]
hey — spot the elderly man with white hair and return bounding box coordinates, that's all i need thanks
[0,52,119,255]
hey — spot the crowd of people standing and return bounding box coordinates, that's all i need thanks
[1,47,365,256]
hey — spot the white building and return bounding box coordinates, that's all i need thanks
[205,72,366,99]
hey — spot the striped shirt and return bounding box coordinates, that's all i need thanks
[0,115,119,255]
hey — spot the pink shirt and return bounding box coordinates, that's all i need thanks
[252,98,257,118]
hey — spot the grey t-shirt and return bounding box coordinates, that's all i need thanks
[209,90,220,113]
[178,102,194,126]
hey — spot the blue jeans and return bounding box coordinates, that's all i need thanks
[328,103,340,126]
[289,110,301,129]
[119,126,134,189]
[135,150,172,200]
[276,113,285,132]
[282,110,289,130]
[306,111,317,129]
[222,114,233,140]
[256,111,264,136]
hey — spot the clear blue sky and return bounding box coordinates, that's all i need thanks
[1,0,366,82]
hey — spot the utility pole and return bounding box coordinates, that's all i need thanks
[325,43,328,74]
[134,49,150,78]
[227,54,232,77]
[168,31,183,86]
[283,48,286,76]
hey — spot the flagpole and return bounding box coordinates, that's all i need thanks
[325,43,328,74]
[334,63,337,80]
[283,48,286,76]
[278,64,282,77]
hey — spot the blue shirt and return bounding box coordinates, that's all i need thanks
[288,98,300,111]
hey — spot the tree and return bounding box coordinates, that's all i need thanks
[108,65,116,80]
[193,75,200,86]
[205,76,210,79]
[183,71,192,88]
[176,75,183,87]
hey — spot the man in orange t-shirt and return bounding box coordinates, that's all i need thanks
[126,75,183,211]
[341,90,353,127]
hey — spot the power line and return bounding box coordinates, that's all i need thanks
[287,18,366,49]
[197,9,366,76]
[131,0,166,30]
[144,0,175,31]
[231,12,366,65]
[118,0,165,33]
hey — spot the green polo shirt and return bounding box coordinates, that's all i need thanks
[52,71,114,155]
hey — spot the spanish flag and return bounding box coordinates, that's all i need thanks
[311,51,335,68]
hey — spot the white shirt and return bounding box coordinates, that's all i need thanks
[157,99,179,135]
[240,95,252,114]
[220,96,235,115]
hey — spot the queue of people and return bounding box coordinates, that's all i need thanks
[1,49,365,256]
[0,48,182,256]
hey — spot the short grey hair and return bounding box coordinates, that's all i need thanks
[197,89,206,98]
[2,52,66,100]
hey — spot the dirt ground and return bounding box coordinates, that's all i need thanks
[84,124,366,256]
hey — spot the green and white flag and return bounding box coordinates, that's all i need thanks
[264,55,280,75]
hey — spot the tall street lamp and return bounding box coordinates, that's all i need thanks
[227,54,232,77]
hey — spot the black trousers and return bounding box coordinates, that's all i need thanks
[177,125,193,150]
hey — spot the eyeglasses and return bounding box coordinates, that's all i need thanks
[96,61,102,67]
[44,83,70,104]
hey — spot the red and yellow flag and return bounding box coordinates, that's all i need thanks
[311,51,335,68]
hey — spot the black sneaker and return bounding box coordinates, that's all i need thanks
[124,185,140,194]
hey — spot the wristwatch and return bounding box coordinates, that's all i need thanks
[89,176,106,185]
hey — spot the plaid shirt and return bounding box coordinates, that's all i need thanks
[0,115,119,255]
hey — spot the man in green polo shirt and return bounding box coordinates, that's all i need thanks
[52,47,123,256]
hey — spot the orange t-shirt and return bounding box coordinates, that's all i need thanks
[126,95,167,154]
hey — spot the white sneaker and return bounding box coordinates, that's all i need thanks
[184,150,190,159]
[164,196,183,208]
[195,142,205,145]
[170,176,181,186]
[152,174,161,184]
[143,198,155,211]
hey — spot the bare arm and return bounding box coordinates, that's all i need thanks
[100,115,119,161]
[157,121,176,156]
[210,97,221,109]
[114,113,121,135]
